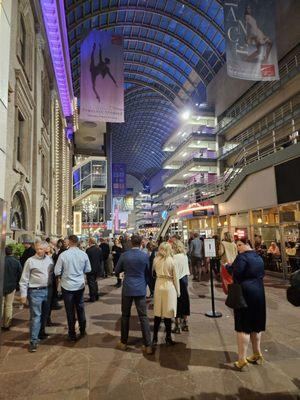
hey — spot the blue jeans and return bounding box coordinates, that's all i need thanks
[62,287,86,338]
[28,287,52,345]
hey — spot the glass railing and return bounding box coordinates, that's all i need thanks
[73,158,107,199]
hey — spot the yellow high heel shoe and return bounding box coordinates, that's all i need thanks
[246,353,264,365]
[234,359,248,370]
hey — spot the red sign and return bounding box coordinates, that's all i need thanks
[234,229,247,239]
[261,64,276,77]
[111,35,123,45]
[177,200,214,213]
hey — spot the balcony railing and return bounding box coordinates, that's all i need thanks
[219,94,300,160]
[216,46,300,135]
[163,132,216,167]
[200,136,300,202]
[158,129,300,208]
[163,157,218,183]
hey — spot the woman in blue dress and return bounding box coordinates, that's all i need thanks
[231,239,266,370]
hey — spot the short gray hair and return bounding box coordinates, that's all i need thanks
[34,240,49,249]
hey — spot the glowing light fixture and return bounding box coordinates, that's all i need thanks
[181,110,191,120]
[40,0,73,118]
[217,222,222,227]
[224,220,228,226]
[177,204,214,216]
[257,217,263,224]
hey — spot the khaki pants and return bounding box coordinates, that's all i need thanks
[2,290,16,328]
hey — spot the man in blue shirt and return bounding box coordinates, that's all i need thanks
[115,235,153,354]
[189,232,204,281]
[55,235,91,341]
[2,246,22,331]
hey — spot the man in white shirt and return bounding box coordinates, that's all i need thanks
[19,241,54,353]
[55,235,91,341]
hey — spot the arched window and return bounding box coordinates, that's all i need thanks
[40,207,46,233]
[10,192,26,230]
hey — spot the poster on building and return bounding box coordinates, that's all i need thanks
[73,211,82,235]
[80,30,124,122]
[224,0,279,81]
[112,163,126,197]
[113,196,134,212]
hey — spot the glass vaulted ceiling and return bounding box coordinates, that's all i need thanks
[65,0,225,183]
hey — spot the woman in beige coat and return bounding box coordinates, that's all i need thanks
[153,242,180,345]
[219,232,238,265]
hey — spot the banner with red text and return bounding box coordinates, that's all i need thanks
[224,0,279,81]
[80,30,124,122]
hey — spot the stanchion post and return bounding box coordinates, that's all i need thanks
[204,238,222,318]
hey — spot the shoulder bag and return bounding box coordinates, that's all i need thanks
[225,282,248,309]
[287,270,300,307]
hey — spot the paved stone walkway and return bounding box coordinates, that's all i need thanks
[0,275,299,400]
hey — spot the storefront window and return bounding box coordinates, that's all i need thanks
[280,203,300,272]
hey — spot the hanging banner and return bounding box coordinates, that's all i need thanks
[112,163,126,197]
[80,30,124,122]
[224,0,279,81]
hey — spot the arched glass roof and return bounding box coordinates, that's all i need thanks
[65,0,225,183]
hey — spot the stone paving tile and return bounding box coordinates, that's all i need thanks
[0,276,300,400]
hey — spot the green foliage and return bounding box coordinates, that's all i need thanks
[9,243,25,259]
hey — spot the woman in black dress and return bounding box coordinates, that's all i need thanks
[171,239,190,333]
[231,240,266,370]
[112,239,123,287]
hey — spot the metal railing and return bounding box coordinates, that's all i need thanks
[162,132,216,167]
[163,157,218,183]
[216,46,300,134]
[160,129,300,206]
[219,95,300,160]
[199,137,300,202]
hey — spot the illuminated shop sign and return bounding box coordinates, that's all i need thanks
[177,201,216,217]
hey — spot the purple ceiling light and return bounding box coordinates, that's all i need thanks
[40,0,73,118]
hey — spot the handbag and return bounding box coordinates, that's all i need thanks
[225,282,248,309]
[221,264,233,295]
[286,270,300,307]
[287,286,300,307]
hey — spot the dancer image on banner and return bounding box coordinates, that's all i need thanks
[244,5,273,63]
[90,42,118,102]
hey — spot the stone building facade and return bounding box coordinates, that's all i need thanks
[4,0,72,241]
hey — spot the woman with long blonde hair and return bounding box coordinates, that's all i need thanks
[152,242,180,345]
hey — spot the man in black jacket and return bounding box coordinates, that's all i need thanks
[86,237,103,301]
[99,238,110,277]
[2,246,22,330]
[20,235,36,269]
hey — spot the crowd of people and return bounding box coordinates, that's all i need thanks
[1,230,268,371]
